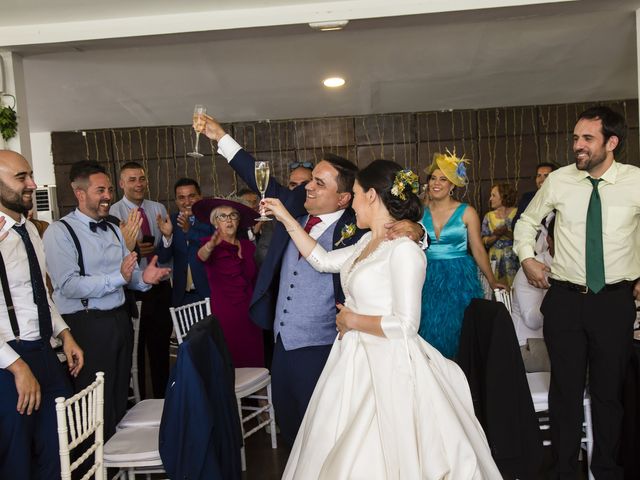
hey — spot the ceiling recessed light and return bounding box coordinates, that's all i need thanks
[309,20,349,32]
[323,77,345,88]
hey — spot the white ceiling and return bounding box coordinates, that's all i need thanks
[1,0,639,133]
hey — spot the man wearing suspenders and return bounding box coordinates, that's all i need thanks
[0,150,84,479]
[43,161,170,438]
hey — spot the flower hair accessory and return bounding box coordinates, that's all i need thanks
[428,148,469,187]
[391,169,420,201]
[335,223,356,247]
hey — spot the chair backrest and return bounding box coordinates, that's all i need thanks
[129,300,143,404]
[56,372,105,480]
[494,288,513,314]
[170,297,212,344]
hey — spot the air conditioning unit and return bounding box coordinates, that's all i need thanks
[34,185,59,223]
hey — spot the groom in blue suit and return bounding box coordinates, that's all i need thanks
[199,116,424,446]
[157,178,213,307]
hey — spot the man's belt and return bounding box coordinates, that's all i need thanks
[549,278,633,294]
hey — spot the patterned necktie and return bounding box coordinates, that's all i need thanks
[12,224,53,340]
[585,177,605,293]
[299,215,322,258]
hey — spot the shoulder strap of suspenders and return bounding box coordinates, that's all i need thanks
[0,250,20,340]
[59,219,89,310]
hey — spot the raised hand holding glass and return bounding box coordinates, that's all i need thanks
[188,104,206,158]
[255,161,272,221]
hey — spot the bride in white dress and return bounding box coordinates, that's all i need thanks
[263,160,500,479]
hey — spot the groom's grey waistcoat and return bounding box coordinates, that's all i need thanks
[274,221,339,350]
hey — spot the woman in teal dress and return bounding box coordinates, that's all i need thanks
[419,151,505,358]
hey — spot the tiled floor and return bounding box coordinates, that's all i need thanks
[158,354,591,479]
[242,431,289,480]
[240,430,592,480]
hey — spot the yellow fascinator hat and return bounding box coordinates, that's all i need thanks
[427,148,469,187]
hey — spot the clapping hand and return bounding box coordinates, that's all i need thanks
[142,256,171,285]
[120,208,142,252]
[493,224,508,237]
[157,213,173,238]
[120,251,138,283]
[177,212,192,233]
[206,230,222,250]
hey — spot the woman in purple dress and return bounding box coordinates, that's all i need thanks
[193,197,264,368]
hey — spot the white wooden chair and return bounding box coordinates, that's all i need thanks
[119,300,166,434]
[103,426,164,478]
[235,367,278,471]
[170,299,278,471]
[56,372,105,480]
[494,288,513,314]
[56,371,165,479]
[128,300,142,404]
[169,297,211,344]
[117,399,164,431]
[527,371,594,480]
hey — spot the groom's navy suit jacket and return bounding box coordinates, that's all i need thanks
[229,149,365,331]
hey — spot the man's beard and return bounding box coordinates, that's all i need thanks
[575,149,606,172]
[0,186,32,214]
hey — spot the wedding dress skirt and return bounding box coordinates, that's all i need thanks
[282,235,501,479]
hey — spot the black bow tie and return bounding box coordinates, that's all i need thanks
[89,221,108,232]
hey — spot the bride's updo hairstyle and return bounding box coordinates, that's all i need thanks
[356,160,423,222]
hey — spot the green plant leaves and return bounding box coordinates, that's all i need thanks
[0,105,18,141]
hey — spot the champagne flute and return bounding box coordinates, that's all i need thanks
[188,104,206,158]
[255,161,272,221]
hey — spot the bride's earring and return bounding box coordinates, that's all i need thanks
[449,189,454,196]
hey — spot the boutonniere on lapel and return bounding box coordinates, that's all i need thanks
[335,223,356,247]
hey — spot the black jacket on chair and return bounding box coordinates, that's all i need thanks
[620,342,640,479]
[458,298,543,479]
[159,315,242,480]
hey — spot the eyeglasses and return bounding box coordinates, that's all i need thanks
[216,212,240,221]
[289,161,313,170]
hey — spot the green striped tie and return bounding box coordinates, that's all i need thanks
[586,177,605,293]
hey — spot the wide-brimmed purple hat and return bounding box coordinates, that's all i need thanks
[192,197,258,229]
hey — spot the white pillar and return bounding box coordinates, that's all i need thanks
[0,50,32,161]
[637,10,640,132]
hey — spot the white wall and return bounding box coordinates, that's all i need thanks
[30,131,55,186]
